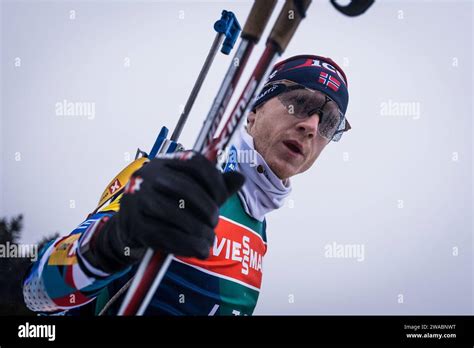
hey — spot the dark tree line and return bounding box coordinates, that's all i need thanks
[0,215,58,315]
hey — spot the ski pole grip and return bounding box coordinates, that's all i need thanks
[242,0,277,43]
[268,0,312,53]
[214,10,241,55]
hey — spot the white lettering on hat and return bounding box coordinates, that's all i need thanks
[312,59,347,85]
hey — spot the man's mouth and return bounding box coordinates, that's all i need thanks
[282,140,304,157]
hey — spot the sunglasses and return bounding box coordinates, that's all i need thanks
[266,79,351,142]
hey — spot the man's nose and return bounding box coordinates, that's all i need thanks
[295,114,320,138]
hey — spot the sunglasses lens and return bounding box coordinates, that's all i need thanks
[326,115,348,142]
[272,80,350,142]
[318,109,343,141]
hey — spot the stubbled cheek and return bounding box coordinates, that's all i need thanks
[253,131,271,158]
[308,147,323,165]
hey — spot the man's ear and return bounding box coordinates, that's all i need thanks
[247,110,257,133]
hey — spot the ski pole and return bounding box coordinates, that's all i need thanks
[169,10,240,142]
[119,0,312,316]
[114,10,241,315]
[118,0,277,317]
[203,0,313,162]
[116,10,241,316]
[92,10,240,217]
[193,0,277,154]
[148,10,241,158]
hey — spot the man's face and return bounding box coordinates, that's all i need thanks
[247,89,333,180]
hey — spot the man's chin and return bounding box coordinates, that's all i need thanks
[268,157,299,180]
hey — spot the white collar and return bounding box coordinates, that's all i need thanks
[223,126,292,221]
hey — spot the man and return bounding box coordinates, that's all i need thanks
[23,55,350,315]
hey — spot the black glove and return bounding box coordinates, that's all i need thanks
[80,151,244,274]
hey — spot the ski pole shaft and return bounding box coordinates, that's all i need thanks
[97,11,240,215]
[170,10,241,141]
[170,32,224,141]
[193,0,277,153]
[192,39,251,153]
[204,0,313,161]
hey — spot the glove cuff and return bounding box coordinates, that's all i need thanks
[78,214,139,275]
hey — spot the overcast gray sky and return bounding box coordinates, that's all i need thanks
[1,0,472,314]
